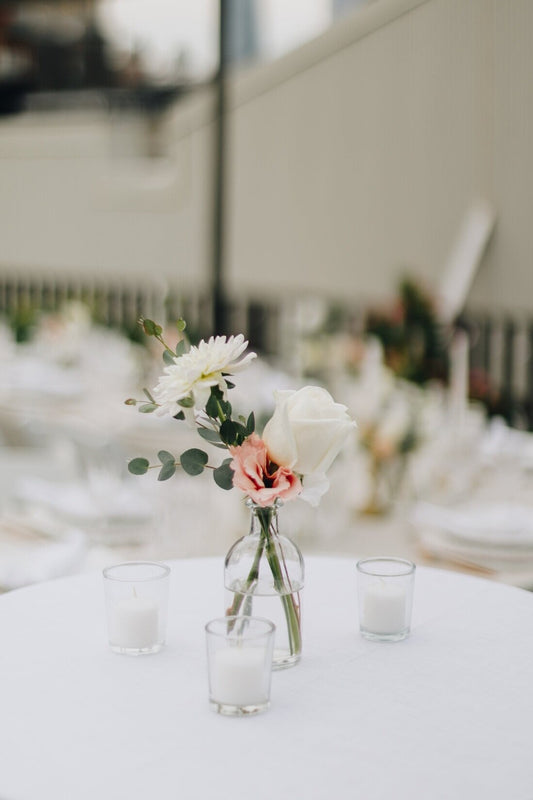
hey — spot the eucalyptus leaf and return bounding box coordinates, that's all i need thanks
[163,349,176,366]
[142,318,162,337]
[219,420,238,446]
[158,461,176,481]
[128,457,149,475]
[143,388,155,403]
[205,386,231,420]
[158,450,175,464]
[206,389,221,419]
[180,448,208,476]
[198,426,227,449]
[234,422,248,441]
[178,396,194,408]
[213,461,234,490]
[139,403,158,413]
[198,428,222,444]
[175,340,186,357]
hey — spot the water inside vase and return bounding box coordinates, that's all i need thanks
[226,580,303,670]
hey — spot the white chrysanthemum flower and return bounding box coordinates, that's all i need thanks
[152,334,256,415]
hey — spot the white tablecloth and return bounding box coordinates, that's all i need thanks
[1,557,532,799]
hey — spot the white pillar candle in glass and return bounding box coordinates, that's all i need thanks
[356,558,415,642]
[110,592,159,650]
[212,647,267,707]
[361,581,407,635]
[103,562,170,655]
[205,616,275,716]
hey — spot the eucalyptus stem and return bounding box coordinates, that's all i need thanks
[216,400,226,422]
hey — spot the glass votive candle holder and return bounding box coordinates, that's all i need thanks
[205,616,276,716]
[103,561,170,655]
[356,557,416,642]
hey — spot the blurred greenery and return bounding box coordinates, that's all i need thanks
[365,276,449,385]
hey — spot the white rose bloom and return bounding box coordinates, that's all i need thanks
[153,334,256,414]
[297,471,331,507]
[263,386,356,477]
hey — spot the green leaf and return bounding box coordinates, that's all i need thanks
[143,388,155,403]
[176,318,187,332]
[158,450,175,464]
[198,428,227,449]
[158,461,176,481]
[206,387,222,419]
[175,339,186,357]
[139,403,158,413]
[246,412,255,435]
[198,428,221,444]
[225,380,235,389]
[178,396,194,408]
[142,318,162,337]
[180,448,208,476]
[163,349,176,366]
[219,419,238,446]
[128,457,149,475]
[213,461,234,490]
[173,410,185,421]
[234,422,249,441]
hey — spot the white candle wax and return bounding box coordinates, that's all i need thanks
[211,647,267,706]
[110,595,159,649]
[361,582,407,635]
[449,330,469,417]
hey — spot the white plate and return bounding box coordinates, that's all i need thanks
[412,502,533,548]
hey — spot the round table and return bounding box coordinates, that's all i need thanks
[1,557,532,799]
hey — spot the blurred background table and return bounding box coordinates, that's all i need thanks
[2,307,533,592]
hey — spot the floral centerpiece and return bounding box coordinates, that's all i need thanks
[126,318,356,667]
[347,338,426,514]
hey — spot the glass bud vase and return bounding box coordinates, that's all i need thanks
[224,499,305,670]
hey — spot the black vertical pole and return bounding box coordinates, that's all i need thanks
[527,322,533,430]
[212,0,228,335]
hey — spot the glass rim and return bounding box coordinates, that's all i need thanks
[356,557,416,577]
[245,497,283,510]
[205,616,276,639]
[102,561,171,582]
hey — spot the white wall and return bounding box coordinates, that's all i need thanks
[226,0,493,307]
[0,96,214,292]
[1,0,532,314]
[225,0,533,313]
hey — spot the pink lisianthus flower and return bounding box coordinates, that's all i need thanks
[229,433,301,508]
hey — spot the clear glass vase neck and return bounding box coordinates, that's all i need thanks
[246,500,281,538]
